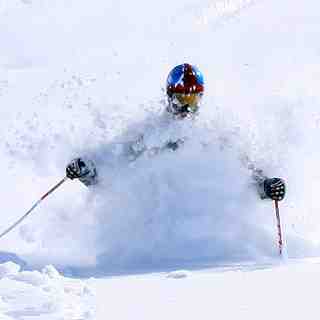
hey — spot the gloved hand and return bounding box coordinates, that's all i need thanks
[66,158,91,180]
[263,177,286,201]
[165,139,185,151]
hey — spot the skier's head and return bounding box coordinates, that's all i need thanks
[166,63,204,118]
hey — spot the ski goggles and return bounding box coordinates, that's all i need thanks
[171,93,202,114]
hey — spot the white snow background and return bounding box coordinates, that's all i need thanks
[1,0,320,319]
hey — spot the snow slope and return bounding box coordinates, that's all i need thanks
[1,0,320,318]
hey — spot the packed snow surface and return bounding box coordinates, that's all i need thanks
[92,258,320,320]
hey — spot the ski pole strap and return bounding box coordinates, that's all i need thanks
[274,200,283,255]
[0,177,68,239]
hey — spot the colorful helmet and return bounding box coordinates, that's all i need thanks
[166,63,204,116]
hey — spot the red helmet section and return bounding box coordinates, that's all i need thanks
[166,64,204,97]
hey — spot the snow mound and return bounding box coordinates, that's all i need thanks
[10,270,48,286]
[0,262,20,279]
[166,270,192,279]
[0,262,95,320]
[42,264,61,279]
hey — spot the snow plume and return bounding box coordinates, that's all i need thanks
[2,93,320,274]
[1,0,320,275]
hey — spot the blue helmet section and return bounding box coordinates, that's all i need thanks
[167,64,204,87]
[166,63,204,96]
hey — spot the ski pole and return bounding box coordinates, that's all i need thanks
[274,200,283,256]
[0,176,68,240]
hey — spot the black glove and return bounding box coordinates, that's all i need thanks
[165,139,184,151]
[264,178,286,201]
[66,158,90,180]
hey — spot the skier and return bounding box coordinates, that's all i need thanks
[65,63,286,201]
